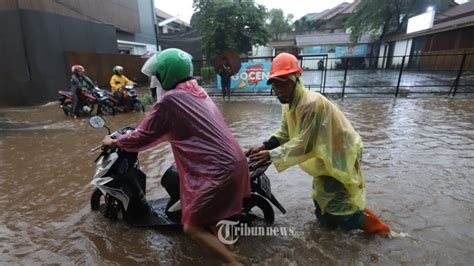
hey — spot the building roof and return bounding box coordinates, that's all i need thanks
[295,1,357,23]
[319,2,351,20]
[386,1,474,41]
[435,0,474,22]
[155,8,190,27]
[296,33,373,46]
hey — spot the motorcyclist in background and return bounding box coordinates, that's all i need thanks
[70,64,95,119]
[109,65,135,108]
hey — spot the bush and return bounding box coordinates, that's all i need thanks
[140,94,154,106]
[200,67,216,84]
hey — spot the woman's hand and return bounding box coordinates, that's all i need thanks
[102,135,117,149]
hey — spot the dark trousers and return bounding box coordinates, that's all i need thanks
[72,89,84,116]
[221,78,231,98]
[161,165,180,206]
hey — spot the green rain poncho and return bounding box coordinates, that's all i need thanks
[269,79,366,216]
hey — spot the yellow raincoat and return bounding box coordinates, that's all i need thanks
[269,79,366,216]
[110,74,133,93]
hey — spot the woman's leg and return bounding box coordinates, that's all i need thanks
[183,224,241,264]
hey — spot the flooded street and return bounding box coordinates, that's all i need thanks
[1,96,473,265]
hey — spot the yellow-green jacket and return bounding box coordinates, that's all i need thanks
[269,79,366,215]
[110,74,133,93]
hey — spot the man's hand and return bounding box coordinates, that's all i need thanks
[249,150,270,166]
[244,144,265,157]
[102,135,117,149]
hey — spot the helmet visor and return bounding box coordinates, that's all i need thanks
[141,56,158,77]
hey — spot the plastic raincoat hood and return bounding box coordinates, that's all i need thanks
[269,80,366,215]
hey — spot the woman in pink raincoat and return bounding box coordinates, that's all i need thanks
[103,48,249,264]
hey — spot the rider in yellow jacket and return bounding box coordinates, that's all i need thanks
[110,65,134,107]
[247,53,390,237]
[110,65,134,94]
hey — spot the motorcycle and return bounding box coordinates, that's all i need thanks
[58,87,115,117]
[87,115,286,228]
[91,87,115,116]
[58,88,95,117]
[111,84,145,113]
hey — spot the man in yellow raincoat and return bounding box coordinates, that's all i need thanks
[246,53,390,237]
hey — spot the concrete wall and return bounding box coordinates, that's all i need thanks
[251,46,273,57]
[135,0,157,46]
[391,39,412,68]
[0,9,117,106]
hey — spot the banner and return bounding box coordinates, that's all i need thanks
[217,62,272,90]
[335,44,368,57]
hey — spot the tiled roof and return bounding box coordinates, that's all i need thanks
[295,1,358,23]
[385,1,474,41]
[435,1,474,22]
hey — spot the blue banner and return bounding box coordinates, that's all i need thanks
[335,44,368,57]
[301,46,329,54]
[217,62,272,90]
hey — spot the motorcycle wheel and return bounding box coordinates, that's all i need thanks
[242,193,275,224]
[98,103,115,116]
[134,100,145,113]
[91,188,103,211]
[61,102,73,116]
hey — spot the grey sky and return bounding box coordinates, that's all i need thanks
[154,0,353,24]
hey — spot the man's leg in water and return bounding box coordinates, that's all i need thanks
[183,224,240,264]
[314,176,390,236]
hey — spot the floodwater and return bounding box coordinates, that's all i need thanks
[1,95,473,265]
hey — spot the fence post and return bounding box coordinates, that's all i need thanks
[323,56,328,94]
[342,58,348,98]
[207,61,211,84]
[452,54,467,97]
[395,56,406,97]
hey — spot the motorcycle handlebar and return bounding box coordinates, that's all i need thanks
[90,145,103,152]
[89,127,134,153]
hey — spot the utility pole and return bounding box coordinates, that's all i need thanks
[151,0,159,50]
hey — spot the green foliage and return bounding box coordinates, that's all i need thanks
[345,0,450,42]
[200,66,216,84]
[192,0,271,57]
[140,94,154,106]
[267,8,294,33]
[294,16,314,32]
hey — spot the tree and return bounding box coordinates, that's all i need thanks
[267,8,294,34]
[345,0,450,43]
[191,0,270,58]
[294,16,314,32]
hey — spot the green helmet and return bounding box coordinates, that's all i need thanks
[141,48,193,90]
[113,65,124,75]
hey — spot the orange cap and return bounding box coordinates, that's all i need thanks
[267,53,302,84]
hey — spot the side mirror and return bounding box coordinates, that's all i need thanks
[89,116,106,129]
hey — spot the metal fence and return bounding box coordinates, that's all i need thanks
[192,53,474,98]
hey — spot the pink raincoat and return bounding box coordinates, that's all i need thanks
[117,79,250,225]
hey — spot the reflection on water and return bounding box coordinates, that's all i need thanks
[1,96,473,265]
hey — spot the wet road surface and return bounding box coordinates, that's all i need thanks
[0,96,473,265]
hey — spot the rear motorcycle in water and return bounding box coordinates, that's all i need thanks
[87,116,286,228]
[110,84,145,113]
[58,88,96,117]
[91,87,115,116]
